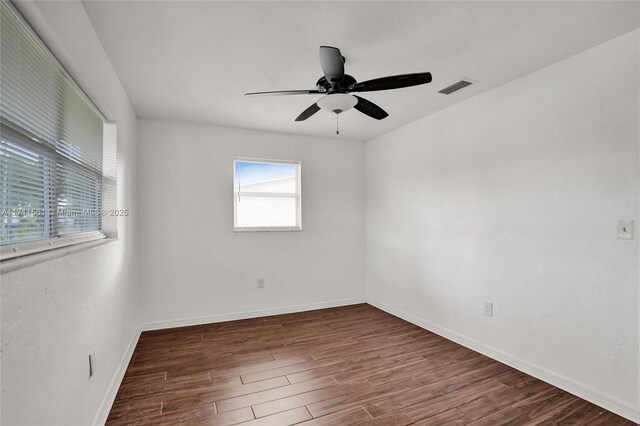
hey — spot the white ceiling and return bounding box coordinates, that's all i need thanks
[82,1,639,141]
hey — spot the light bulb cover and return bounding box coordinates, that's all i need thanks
[317,94,358,114]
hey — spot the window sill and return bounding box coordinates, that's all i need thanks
[0,237,119,274]
[234,227,302,233]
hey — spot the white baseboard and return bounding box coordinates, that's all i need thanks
[140,298,367,331]
[92,328,141,426]
[367,298,640,423]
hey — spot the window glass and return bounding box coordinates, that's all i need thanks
[234,160,301,231]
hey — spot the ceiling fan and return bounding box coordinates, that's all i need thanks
[245,46,432,134]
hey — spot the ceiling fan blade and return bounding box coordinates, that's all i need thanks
[245,90,321,96]
[319,46,344,88]
[295,103,321,121]
[349,72,432,92]
[353,96,388,120]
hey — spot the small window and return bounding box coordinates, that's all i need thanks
[234,159,301,231]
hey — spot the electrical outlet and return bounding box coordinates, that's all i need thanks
[618,220,634,239]
[89,350,97,378]
[257,277,265,288]
[483,301,493,318]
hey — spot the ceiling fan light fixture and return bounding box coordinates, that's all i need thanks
[317,94,357,114]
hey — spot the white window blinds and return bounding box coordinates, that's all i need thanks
[234,159,301,231]
[0,1,104,250]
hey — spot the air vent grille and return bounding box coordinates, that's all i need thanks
[439,80,472,95]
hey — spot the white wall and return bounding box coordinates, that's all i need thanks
[138,120,366,327]
[366,30,639,420]
[0,2,139,425]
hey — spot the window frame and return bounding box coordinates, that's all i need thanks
[233,157,302,232]
[0,0,111,261]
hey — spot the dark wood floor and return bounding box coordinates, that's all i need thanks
[108,304,634,425]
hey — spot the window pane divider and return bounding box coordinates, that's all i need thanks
[234,191,297,199]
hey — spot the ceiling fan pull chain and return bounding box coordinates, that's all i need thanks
[336,114,339,135]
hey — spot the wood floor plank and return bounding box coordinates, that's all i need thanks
[106,399,162,424]
[286,355,389,384]
[232,351,275,365]
[456,378,552,421]
[364,358,438,386]
[333,352,425,383]
[107,304,634,425]
[211,354,314,378]
[211,376,290,400]
[411,407,472,426]
[363,360,510,418]
[306,377,421,418]
[252,379,369,418]
[237,407,312,425]
[299,406,372,425]
[158,373,241,402]
[216,376,337,413]
[240,357,343,384]
[523,398,632,426]
[355,409,414,426]
[404,377,505,421]
[161,376,289,414]
[164,406,254,425]
[493,369,537,387]
[467,385,586,426]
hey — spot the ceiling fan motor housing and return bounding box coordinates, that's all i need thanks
[316,75,357,94]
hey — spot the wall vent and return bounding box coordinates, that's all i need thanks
[438,80,472,95]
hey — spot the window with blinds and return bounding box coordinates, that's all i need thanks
[234,159,301,231]
[0,1,106,258]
